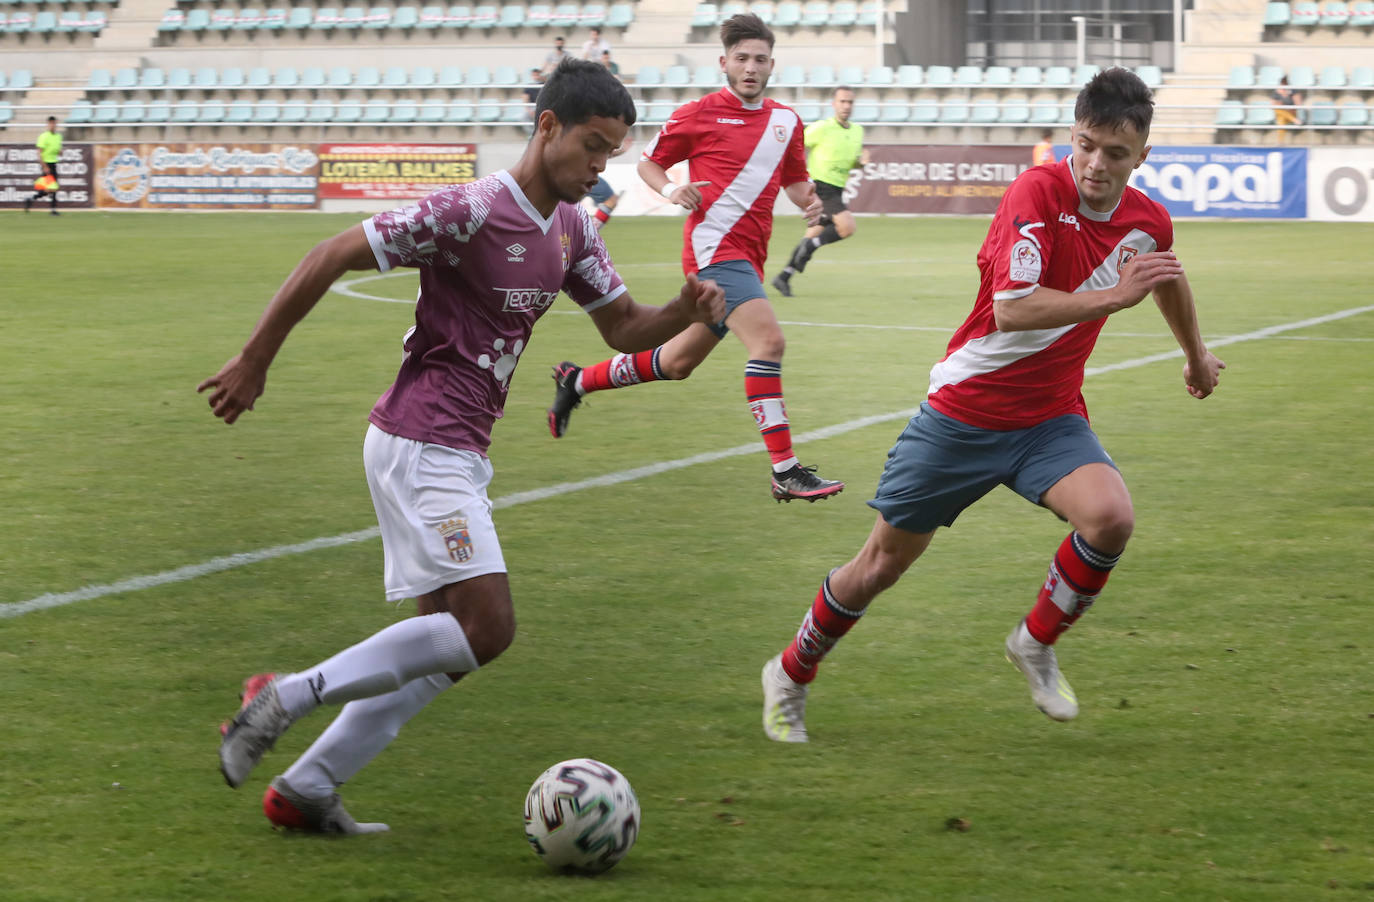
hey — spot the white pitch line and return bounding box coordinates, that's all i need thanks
[4,303,1373,620]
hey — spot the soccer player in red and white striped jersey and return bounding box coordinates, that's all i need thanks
[546,14,845,503]
[761,68,1227,741]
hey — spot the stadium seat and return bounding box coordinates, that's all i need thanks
[146,101,171,122]
[773,1,802,26]
[254,100,280,122]
[7,12,33,34]
[856,0,877,25]
[983,66,1012,86]
[501,103,529,123]
[1000,101,1030,123]
[878,101,908,123]
[777,64,805,86]
[393,5,419,27]
[939,101,969,123]
[10,70,33,90]
[1028,101,1060,123]
[718,2,748,23]
[1214,100,1244,126]
[795,101,822,120]
[809,65,835,86]
[446,101,474,121]
[852,101,880,123]
[467,65,491,86]
[1308,101,1339,125]
[1352,65,1374,87]
[1263,0,1291,24]
[492,65,519,85]
[32,11,57,32]
[67,100,93,124]
[1043,66,1072,86]
[171,100,199,122]
[419,100,446,122]
[337,7,366,30]
[141,68,166,89]
[168,68,192,88]
[837,65,864,85]
[1319,0,1349,25]
[637,66,663,86]
[412,66,436,86]
[235,8,264,30]
[580,3,607,26]
[693,65,722,86]
[748,1,775,23]
[1319,65,1347,87]
[262,8,287,29]
[312,7,340,29]
[226,100,253,122]
[664,65,690,85]
[867,66,894,85]
[1256,65,1284,87]
[117,102,145,123]
[799,1,829,27]
[335,101,363,122]
[550,3,578,26]
[829,0,858,25]
[445,4,473,26]
[970,99,1000,123]
[526,4,552,26]
[925,65,953,86]
[1012,66,1042,86]
[691,3,718,27]
[390,100,419,121]
[272,67,299,87]
[356,67,381,87]
[1290,0,1319,23]
[307,99,335,121]
[1136,65,1163,88]
[287,7,312,28]
[159,9,185,31]
[83,11,109,33]
[605,3,633,27]
[1351,0,1374,23]
[954,65,982,85]
[113,68,137,90]
[363,99,389,121]
[365,6,393,28]
[328,66,352,87]
[1228,66,1255,88]
[439,65,464,86]
[1338,101,1370,125]
[222,68,246,88]
[1289,65,1315,88]
[208,8,235,30]
[301,67,327,87]
[56,10,82,32]
[419,5,444,26]
[476,100,502,121]
[497,4,525,27]
[194,67,218,88]
[247,67,271,87]
[383,66,409,86]
[909,100,939,122]
[896,65,923,86]
[280,101,307,121]
[1074,64,1100,84]
[199,100,226,122]
[89,69,114,90]
[1244,104,1276,125]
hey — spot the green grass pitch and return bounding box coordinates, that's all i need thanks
[1,210,1371,901]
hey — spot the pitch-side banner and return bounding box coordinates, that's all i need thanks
[1126,146,1307,218]
[846,146,1031,215]
[93,144,320,209]
[317,143,477,200]
[1306,147,1374,223]
[0,143,94,209]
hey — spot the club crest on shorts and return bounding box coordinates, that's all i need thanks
[1117,246,1138,273]
[437,518,474,562]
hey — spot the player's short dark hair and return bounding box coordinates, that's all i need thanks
[47,115,57,122]
[834,85,855,96]
[1074,67,1153,137]
[721,12,774,51]
[536,58,637,127]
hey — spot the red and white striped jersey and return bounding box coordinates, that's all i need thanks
[642,87,809,278]
[928,156,1175,431]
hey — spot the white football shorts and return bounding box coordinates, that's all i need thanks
[363,424,507,601]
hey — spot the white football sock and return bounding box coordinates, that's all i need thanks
[275,613,477,719]
[282,673,455,799]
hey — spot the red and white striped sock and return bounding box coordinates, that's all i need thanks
[577,348,665,395]
[780,574,865,684]
[1025,531,1121,645]
[745,359,797,472]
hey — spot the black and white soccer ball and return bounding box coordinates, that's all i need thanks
[523,757,641,874]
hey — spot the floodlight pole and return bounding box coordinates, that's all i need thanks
[1072,15,1086,67]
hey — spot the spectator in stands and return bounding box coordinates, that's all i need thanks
[542,36,568,75]
[524,68,545,121]
[600,50,620,79]
[24,116,62,216]
[1032,128,1057,166]
[580,26,611,61]
[1271,76,1304,142]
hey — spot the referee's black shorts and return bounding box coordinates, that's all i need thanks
[815,180,848,217]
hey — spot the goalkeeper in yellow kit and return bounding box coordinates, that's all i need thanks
[771,86,868,297]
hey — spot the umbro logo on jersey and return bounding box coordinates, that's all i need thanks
[505,243,526,262]
[716,117,745,125]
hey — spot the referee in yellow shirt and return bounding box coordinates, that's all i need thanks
[772,86,868,297]
[26,116,63,215]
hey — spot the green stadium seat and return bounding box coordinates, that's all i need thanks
[32,11,58,32]
[438,65,464,85]
[867,66,893,85]
[365,6,392,27]
[55,10,80,32]
[1012,66,1042,86]
[954,65,981,85]
[185,8,211,29]
[777,64,805,86]
[390,100,419,122]
[1256,65,1284,87]
[1136,65,1163,88]
[393,5,419,27]
[208,8,235,30]
[580,3,607,26]
[9,69,32,89]
[1351,0,1374,23]
[146,101,171,122]
[1214,100,1244,126]
[1000,101,1030,123]
[1319,66,1347,87]
[262,8,286,28]
[910,100,939,122]
[7,12,32,33]
[335,101,363,122]
[829,0,857,25]
[1308,101,1339,125]
[1290,0,1319,23]
[970,99,1000,123]
[311,7,339,29]
[1244,104,1276,125]
[171,100,198,122]
[355,66,380,87]
[878,101,908,123]
[446,5,473,27]
[492,65,519,85]
[1289,65,1315,88]
[774,1,801,26]
[141,68,166,89]
[983,66,1012,86]
[1263,1,1290,24]
[280,101,307,121]
[418,100,446,122]
[235,8,263,29]
[1228,66,1255,88]
[307,99,335,121]
[300,67,327,87]
[89,69,114,89]
[199,100,226,122]
[226,100,253,122]
[194,67,218,88]
[497,4,524,27]
[168,68,192,88]
[939,101,969,123]
[253,100,280,121]
[383,66,408,86]
[1043,66,1071,86]
[605,2,634,26]
[272,67,298,87]
[809,65,835,86]
[470,4,498,27]
[286,7,312,27]
[419,4,444,26]
[221,68,245,88]
[664,65,690,84]
[691,3,717,27]
[247,67,271,87]
[925,65,953,86]
[114,68,138,89]
[67,100,94,123]
[118,101,145,123]
[338,7,366,29]
[158,9,184,30]
[1319,1,1349,26]
[412,66,436,86]
[799,1,828,27]
[896,65,922,86]
[837,65,864,85]
[1338,101,1370,125]
[362,100,390,122]
[476,100,502,121]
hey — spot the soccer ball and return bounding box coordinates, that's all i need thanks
[523,758,641,874]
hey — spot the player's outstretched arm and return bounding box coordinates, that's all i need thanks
[637,158,709,211]
[197,224,378,424]
[588,272,726,353]
[993,251,1185,332]
[1152,271,1225,399]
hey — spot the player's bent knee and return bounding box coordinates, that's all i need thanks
[1078,508,1134,553]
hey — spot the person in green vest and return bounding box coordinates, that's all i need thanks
[772,86,868,296]
[26,116,63,215]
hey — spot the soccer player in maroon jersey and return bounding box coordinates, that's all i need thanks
[197,60,724,833]
[545,14,846,504]
[761,68,1227,741]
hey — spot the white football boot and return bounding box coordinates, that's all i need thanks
[761,654,810,742]
[1004,620,1079,721]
